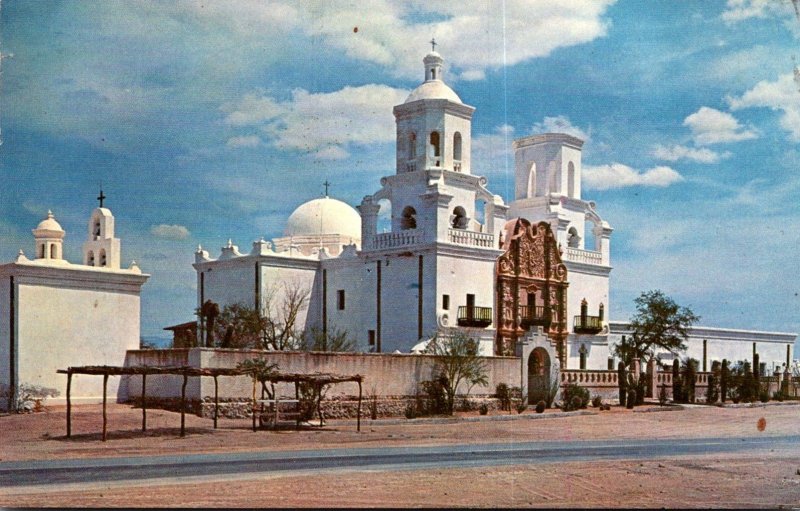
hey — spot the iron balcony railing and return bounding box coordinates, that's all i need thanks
[573,315,603,334]
[456,306,493,328]
[518,305,551,329]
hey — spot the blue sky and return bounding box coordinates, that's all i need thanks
[2,0,800,343]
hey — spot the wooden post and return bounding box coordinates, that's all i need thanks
[180,371,187,438]
[141,373,147,432]
[213,375,219,429]
[251,376,257,432]
[102,373,108,442]
[357,379,362,432]
[66,370,72,438]
[272,382,278,429]
[295,380,300,428]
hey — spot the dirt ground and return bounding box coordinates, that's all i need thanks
[1,402,799,508]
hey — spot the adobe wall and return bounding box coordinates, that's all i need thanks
[120,348,521,402]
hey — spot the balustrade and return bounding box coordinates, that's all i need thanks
[564,247,603,265]
[447,228,494,248]
[371,230,423,249]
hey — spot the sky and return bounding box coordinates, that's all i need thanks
[1,0,800,345]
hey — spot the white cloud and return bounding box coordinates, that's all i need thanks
[226,135,261,148]
[225,84,409,154]
[683,106,758,145]
[728,73,800,142]
[721,0,796,23]
[651,144,730,164]
[583,163,684,190]
[304,0,616,79]
[531,115,590,141]
[150,224,191,240]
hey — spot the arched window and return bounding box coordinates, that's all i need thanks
[451,206,468,229]
[401,206,417,230]
[527,162,537,198]
[39,244,45,259]
[50,244,57,259]
[409,132,416,159]
[99,249,107,267]
[567,227,581,248]
[549,163,560,194]
[453,132,462,162]
[567,162,576,198]
[87,251,95,266]
[429,131,441,167]
[93,221,101,238]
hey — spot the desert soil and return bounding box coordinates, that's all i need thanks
[1,402,799,508]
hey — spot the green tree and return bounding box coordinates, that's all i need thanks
[614,290,700,366]
[424,330,489,415]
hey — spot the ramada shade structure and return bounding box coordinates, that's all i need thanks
[57,365,364,441]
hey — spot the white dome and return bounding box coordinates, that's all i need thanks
[34,211,64,234]
[284,196,361,241]
[405,80,462,104]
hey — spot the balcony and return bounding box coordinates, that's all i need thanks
[573,315,603,334]
[457,306,493,328]
[371,230,423,250]
[447,228,495,248]
[564,247,603,265]
[519,305,551,330]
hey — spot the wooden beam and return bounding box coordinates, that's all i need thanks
[66,370,72,438]
[141,373,147,432]
[102,373,108,442]
[180,371,187,438]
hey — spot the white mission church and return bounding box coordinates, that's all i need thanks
[1,49,795,409]
[193,49,795,374]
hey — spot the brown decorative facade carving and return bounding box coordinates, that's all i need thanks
[495,219,569,363]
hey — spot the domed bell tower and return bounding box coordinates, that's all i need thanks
[393,45,475,175]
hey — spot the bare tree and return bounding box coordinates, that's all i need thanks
[424,329,489,415]
[260,281,310,350]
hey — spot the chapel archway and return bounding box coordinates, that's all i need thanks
[528,347,551,404]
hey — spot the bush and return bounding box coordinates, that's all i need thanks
[516,402,527,414]
[419,376,449,415]
[561,384,590,412]
[602,404,611,411]
[496,383,512,412]
[2,384,60,413]
[479,403,489,415]
[773,391,785,402]
[592,396,603,408]
[404,404,417,419]
[535,400,546,413]
[759,389,770,403]
[658,384,668,406]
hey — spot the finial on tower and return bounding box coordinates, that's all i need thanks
[97,189,106,208]
[323,180,331,197]
[430,38,437,52]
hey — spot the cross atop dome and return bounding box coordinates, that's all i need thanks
[430,38,437,52]
[97,188,106,208]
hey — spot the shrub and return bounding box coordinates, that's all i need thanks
[626,390,636,409]
[759,389,770,403]
[404,404,417,419]
[602,404,611,411]
[618,362,628,407]
[535,400,546,413]
[3,384,60,413]
[561,384,590,412]
[657,384,667,406]
[479,403,489,415]
[420,376,449,415]
[592,396,603,408]
[773,391,785,402]
[496,383,512,412]
[706,361,720,404]
[516,402,527,414]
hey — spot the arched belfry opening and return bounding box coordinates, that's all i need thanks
[453,132,462,170]
[429,131,441,167]
[401,206,417,230]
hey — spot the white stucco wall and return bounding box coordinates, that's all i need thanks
[12,279,142,405]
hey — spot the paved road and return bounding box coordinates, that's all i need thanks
[1,435,798,489]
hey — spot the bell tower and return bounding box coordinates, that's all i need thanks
[393,46,475,175]
[82,191,121,268]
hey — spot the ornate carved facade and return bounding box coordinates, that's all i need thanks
[495,219,569,363]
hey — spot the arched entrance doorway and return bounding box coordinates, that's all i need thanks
[528,347,551,403]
